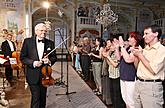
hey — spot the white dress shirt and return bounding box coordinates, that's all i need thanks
[7,40,14,51]
[36,37,44,60]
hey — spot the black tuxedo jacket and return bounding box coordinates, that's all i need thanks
[20,36,57,84]
[1,40,16,58]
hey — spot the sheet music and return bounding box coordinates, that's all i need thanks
[0,58,8,64]
[9,58,17,64]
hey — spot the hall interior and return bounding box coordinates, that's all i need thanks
[0,0,165,108]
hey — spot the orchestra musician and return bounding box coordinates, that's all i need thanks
[20,23,57,108]
[1,32,16,85]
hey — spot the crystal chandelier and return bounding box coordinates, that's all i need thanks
[96,3,118,27]
[44,20,51,30]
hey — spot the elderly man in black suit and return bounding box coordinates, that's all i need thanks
[20,23,57,108]
[1,32,16,84]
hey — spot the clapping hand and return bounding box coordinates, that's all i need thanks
[102,51,109,58]
[118,36,125,47]
[88,53,93,56]
[132,45,143,57]
[113,38,120,49]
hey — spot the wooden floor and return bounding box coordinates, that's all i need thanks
[0,62,109,108]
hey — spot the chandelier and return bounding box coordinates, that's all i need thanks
[44,20,51,30]
[96,3,118,27]
[43,1,51,30]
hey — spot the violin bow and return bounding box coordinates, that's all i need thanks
[44,36,70,58]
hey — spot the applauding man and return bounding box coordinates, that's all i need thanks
[132,25,165,108]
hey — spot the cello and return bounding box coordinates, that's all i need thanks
[11,51,24,78]
[11,51,23,70]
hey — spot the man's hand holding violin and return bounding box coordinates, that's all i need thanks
[33,61,42,68]
[41,57,51,64]
[33,57,51,68]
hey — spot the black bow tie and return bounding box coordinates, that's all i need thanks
[38,39,44,43]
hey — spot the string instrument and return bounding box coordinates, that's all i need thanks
[41,37,70,87]
[41,63,56,87]
[11,51,23,70]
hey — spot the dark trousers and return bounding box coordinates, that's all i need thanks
[29,84,47,108]
[73,54,76,68]
[109,77,125,108]
[5,64,13,81]
[102,76,112,105]
[163,80,165,106]
[80,55,90,80]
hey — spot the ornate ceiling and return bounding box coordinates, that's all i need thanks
[30,0,165,28]
[31,0,165,8]
[30,0,165,16]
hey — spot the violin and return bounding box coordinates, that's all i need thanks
[41,36,70,87]
[41,63,55,87]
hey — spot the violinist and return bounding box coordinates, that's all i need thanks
[1,32,16,85]
[20,23,57,108]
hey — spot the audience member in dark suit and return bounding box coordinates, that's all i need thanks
[20,23,57,108]
[1,32,16,83]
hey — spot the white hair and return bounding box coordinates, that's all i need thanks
[35,23,46,32]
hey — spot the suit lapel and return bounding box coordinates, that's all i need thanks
[43,39,47,58]
[12,41,16,51]
[32,36,40,60]
[43,39,52,58]
[6,40,11,51]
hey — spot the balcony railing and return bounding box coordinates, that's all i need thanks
[154,18,164,27]
[153,18,165,34]
[78,17,99,25]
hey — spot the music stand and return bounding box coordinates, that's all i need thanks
[53,28,66,87]
[0,63,9,106]
[0,61,10,90]
[0,64,6,90]
[55,29,76,102]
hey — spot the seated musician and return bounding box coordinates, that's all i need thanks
[1,32,16,85]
